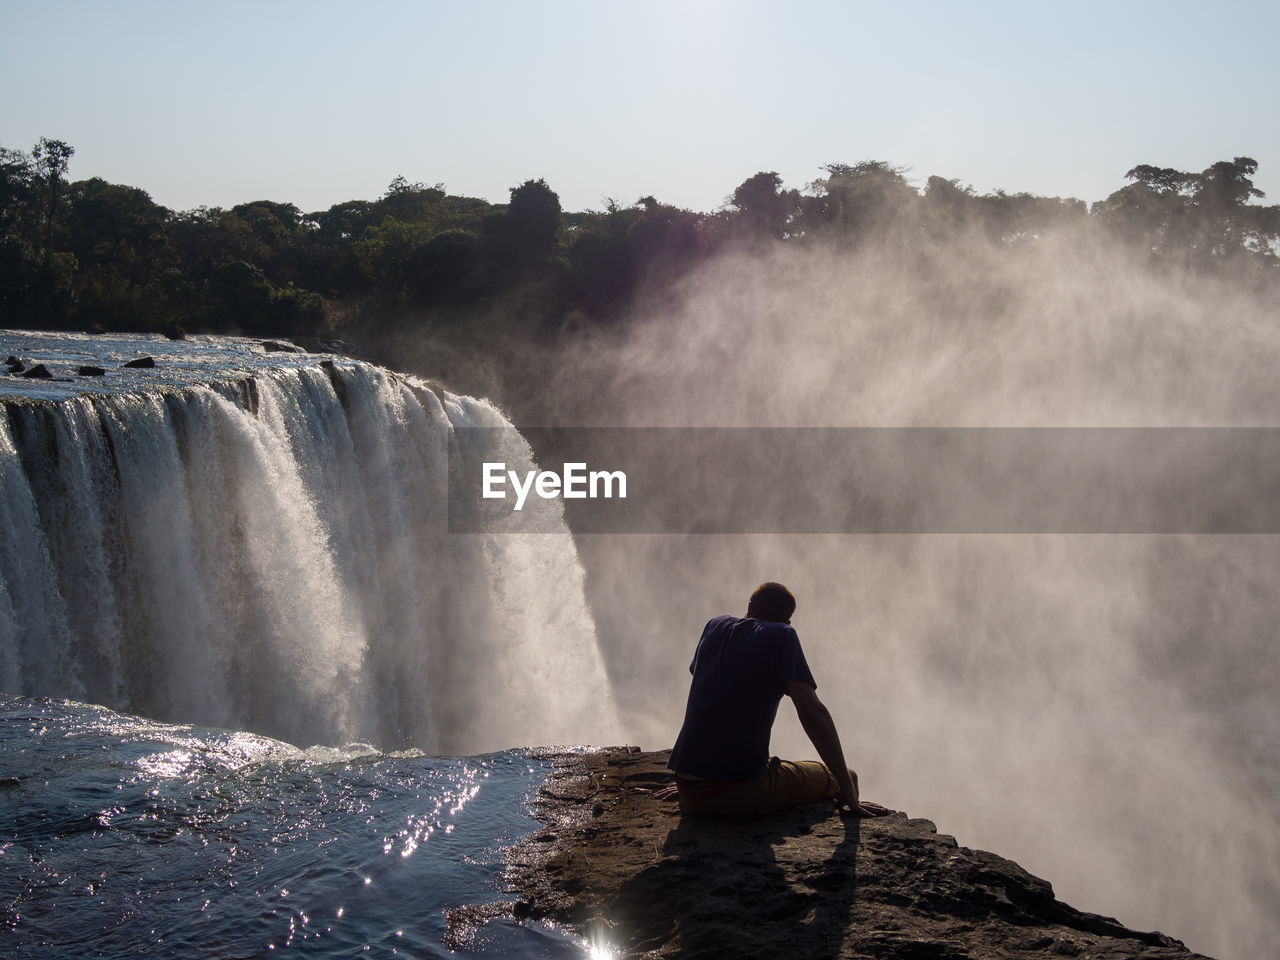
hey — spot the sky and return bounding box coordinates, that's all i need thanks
[3,0,1277,215]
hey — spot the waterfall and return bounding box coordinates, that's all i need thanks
[0,346,618,752]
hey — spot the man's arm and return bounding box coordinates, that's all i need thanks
[786,679,880,816]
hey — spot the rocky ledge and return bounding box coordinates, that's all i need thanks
[451,748,1212,959]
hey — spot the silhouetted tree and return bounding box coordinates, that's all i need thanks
[491,178,561,270]
[404,228,482,306]
[922,176,979,234]
[66,179,171,275]
[32,137,74,257]
[801,161,918,242]
[63,178,174,329]
[1096,157,1278,269]
[379,176,446,223]
[1188,157,1271,261]
[729,171,797,241]
[2,139,1275,342]
[309,199,378,243]
[230,200,303,246]
[566,201,641,310]
[978,191,1087,242]
[0,146,36,241]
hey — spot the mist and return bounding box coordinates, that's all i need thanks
[452,215,1279,959]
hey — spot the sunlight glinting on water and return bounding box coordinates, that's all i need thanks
[0,696,585,958]
[384,766,485,859]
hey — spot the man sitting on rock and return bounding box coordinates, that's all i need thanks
[666,581,887,818]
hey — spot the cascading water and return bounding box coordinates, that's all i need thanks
[0,330,618,753]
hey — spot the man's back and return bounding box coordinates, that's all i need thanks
[667,614,816,782]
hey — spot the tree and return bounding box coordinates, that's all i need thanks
[230,200,303,246]
[60,178,174,330]
[1192,157,1263,212]
[1188,157,1270,260]
[494,178,561,269]
[921,176,977,234]
[564,195,711,314]
[801,161,918,242]
[0,146,36,240]
[66,178,171,274]
[1095,157,1278,268]
[379,175,446,223]
[728,171,800,242]
[1094,166,1191,256]
[404,228,481,306]
[566,202,643,310]
[32,137,74,257]
[310,199,378,243]
[1123,165,1194,195]
[352,216,435,295]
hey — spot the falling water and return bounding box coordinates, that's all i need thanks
[0,330,618,753]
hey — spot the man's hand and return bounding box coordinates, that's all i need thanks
[833,767,889,817]
[839,799,890,818]
[835,766,861,811]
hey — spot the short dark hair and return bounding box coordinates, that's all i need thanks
[747,581,796,622]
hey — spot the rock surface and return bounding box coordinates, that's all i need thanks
[458,749,1213,959]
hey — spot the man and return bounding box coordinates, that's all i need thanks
[667,581,886,818]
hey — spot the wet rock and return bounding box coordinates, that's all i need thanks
[78,366,106,377]
[122,356,155,369]
[483,750,1214,960]
[21,363,53,379]
[164,323,187,341]
[292,336,353,355]
[230,377,259,416]
[260,340,298,353]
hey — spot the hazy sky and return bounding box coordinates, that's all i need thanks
[4,0,1277,214]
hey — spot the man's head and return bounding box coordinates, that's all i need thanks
[747,581,796,623]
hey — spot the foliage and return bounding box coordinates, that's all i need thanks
[728,171,799,241]
[0,138,1275,342]
[31,138,74,255]
[485,178,562,272]
[1094,156,1279,268]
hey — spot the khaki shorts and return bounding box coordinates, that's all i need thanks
[676,757,838,818]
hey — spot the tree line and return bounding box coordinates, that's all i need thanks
[1,138,1276,344]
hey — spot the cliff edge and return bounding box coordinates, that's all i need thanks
[452,748,1213,959]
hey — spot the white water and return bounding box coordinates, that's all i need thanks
[0,331,618,753]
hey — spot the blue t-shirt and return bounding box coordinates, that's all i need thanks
[667,615,817,782]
